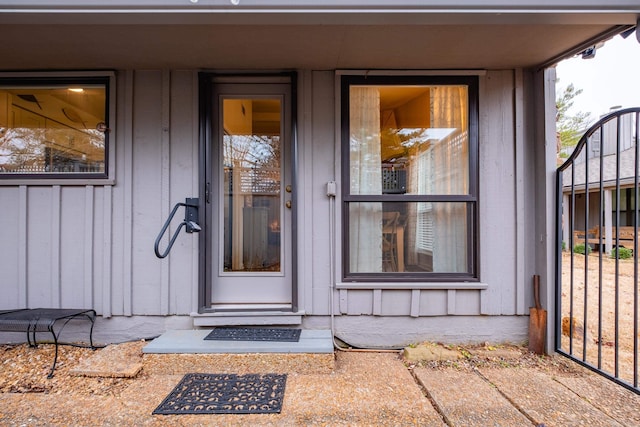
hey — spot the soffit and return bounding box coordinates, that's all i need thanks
[0,10,636,70]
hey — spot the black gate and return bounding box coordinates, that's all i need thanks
[556,107,640,394]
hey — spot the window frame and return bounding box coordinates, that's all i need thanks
[340,74,480,282]
[0,71,115,185]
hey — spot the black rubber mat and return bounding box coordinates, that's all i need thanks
[204,327,301,342]
[153,373,287,415]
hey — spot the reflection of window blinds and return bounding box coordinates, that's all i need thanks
[416,148,434,252]
[417,208,434,252]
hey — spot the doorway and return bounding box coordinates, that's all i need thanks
[201,74,296,312]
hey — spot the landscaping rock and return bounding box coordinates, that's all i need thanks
[403,343,461,362]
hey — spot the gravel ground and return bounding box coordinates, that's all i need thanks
[560,251,639,383]
[1,340,639,426]
[0,341,440,426]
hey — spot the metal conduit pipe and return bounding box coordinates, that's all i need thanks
[327,183,402,354]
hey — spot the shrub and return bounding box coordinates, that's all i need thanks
[611,247,633,259]
[573,243,592,255]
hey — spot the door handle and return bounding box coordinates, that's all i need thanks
[285,200,292,209]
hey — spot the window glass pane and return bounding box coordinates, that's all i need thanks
[348,201,469,274]
[349,85,468,196]
[222,98,282,272]
[0,81,107,175]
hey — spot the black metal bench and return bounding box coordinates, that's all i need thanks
[0,308,96,378]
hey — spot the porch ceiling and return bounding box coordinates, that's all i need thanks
[0,11,637,70]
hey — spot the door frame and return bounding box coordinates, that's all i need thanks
[197,72,299,314]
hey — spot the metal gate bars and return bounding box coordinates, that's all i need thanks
[556,107,640,394]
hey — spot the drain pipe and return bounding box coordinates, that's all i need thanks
[327,182,401,354]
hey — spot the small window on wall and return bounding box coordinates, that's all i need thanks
[0,75,111,179]
[341,74,479,281]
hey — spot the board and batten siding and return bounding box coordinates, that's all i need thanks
[0,70,200,319]
[304,70,532,326]
[0,68,536,344]
[0,185,110,312]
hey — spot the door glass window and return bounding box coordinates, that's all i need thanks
[222,98,282,272]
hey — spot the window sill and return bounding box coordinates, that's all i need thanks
[0,178,115,186]
[335,282,488,290]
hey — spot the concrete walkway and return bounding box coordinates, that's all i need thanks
[414,361,640,426]
[405,344,640,426]
[1,341,640,426]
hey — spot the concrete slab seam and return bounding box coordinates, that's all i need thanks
[473,368,542,427]
[550,374,629,427]
[408,367,453,427]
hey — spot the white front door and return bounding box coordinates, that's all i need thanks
[206,77,294,311]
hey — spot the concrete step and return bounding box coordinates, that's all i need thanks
[143,329,333,354]
[142,328,335,375]
[191,310,304,327]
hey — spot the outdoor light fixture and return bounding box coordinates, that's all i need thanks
[579,41,606,60]
[581,46,596,59]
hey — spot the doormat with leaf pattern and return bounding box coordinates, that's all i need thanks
[204,327,301,342]
[153,373,287,415]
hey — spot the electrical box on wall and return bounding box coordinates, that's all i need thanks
[327,181,337,197]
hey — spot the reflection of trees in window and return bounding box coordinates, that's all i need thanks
[0,127,105,173]
[0,80,108,175]
[224,134,280,168]
[0,127,46,172]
